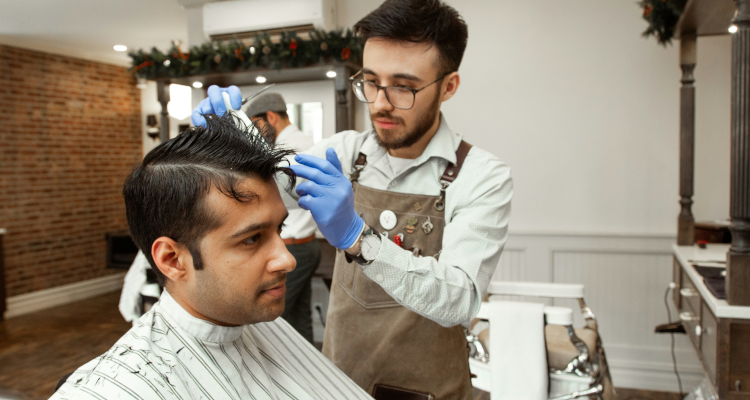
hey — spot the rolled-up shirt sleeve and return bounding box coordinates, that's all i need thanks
[360,157,513,327]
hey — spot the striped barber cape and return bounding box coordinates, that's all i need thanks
[51,290,373,400]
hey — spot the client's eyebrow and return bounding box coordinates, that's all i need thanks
[231,212,289,239]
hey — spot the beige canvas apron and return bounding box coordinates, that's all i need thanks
[322,142,474,400]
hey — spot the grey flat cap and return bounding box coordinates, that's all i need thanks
[244,92,287,117]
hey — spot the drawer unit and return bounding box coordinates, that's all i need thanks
[727,321,750,397]
[679,268,702,349]
[682,307,701,350]
[673,244,750,399]
[673,258,682,309]
[700,302,718,384]
[681,268,702,316]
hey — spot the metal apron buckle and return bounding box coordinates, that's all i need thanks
[433,180,450,211]
[350,163,366,183]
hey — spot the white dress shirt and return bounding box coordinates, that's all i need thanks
[291,115,513,327]
[276,124,318,240]
[52,290,373,400]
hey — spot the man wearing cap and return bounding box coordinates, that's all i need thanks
[245,92,321,344]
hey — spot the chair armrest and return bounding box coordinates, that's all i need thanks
[488,281,584,299]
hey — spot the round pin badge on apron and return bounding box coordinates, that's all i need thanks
[379,210,397,231]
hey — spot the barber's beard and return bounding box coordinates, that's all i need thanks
[257,121,276,143]
[372,91,441,150]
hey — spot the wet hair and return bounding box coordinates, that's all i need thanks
[353,0,468,75]
[123,114,296,285]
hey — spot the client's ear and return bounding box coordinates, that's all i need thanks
[151,237,193,283]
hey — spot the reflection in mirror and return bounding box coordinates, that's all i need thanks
[286,102,323,143]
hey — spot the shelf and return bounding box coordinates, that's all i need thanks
[157,62,360,88]
[675,0,736,39]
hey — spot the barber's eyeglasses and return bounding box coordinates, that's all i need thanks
[349,70,447,110]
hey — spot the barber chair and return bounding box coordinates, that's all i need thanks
[468,282,615,400]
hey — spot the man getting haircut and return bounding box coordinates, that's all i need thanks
[51,114,372,400]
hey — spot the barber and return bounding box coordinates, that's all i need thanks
[192,1,513,398]
[245,93,321,343]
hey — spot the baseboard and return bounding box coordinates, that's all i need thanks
[4,273,126,319]
[611,366,704,393]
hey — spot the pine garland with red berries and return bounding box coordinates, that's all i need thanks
[639,0,688,46]
[130,29,362,80]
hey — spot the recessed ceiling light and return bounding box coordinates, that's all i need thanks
[326,70,337,78]
[113,45,128,52]
[256,76,267,83]
[729,25,738,33]
[192,81,203,89]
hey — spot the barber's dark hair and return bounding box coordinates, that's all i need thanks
[123,114,296,285]
[353,0,468,75]
[252,110,289,121]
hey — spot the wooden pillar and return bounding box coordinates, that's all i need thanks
[678,33,697,246]
[157,80,171,143]
[0,232,5,321]
[727,0,750,306]
[333,65,354,132]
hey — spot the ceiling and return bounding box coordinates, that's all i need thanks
[0,0,192,66]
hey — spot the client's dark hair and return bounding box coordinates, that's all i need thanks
[353,0,468,75]
[123,114,296,285]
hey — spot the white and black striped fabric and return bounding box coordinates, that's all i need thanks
[51,290,373,400]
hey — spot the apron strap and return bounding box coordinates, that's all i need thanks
[350,153,368,182]
[434,140,472,211]
[350,140,472,186]
[440,140,472,183]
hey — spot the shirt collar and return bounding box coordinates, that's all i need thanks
[359,113,461,168]
[157,289,244,343]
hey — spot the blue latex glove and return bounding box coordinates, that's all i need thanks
[191,85,242,127]
[291,148,365,250]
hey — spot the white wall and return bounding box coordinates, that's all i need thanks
[342,0,731,234]
[141,1,732,227]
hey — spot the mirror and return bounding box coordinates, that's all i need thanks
[286,102,324,143]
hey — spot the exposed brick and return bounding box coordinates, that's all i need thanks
[0,45,141,297]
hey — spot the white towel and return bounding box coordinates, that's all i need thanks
[490,301,548,400]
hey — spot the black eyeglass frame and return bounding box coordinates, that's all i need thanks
[348,70,449,110]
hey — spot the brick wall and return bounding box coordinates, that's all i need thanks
[0,45,142,297]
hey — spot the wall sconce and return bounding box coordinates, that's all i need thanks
[146,115,159,140]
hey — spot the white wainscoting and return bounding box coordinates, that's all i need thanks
[492,232,704,392]
[3,273,126,319]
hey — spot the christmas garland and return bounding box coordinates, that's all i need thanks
[639,0,687,46]
[129,29,363,80]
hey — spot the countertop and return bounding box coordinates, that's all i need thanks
[673,243,750,319]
